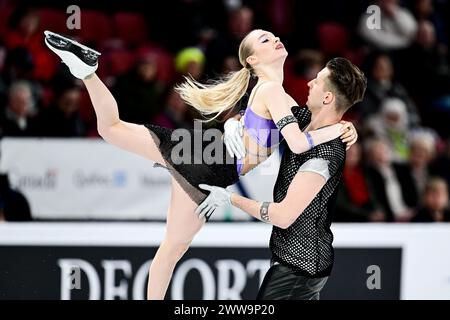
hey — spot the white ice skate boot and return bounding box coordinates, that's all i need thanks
[44,30,101,80]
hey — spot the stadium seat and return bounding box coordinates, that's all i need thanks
[0,4,15,40]
[138,45,175,86]
[107,49,137,76]
[71,10,112,46]
[317,22,350,56]
[113,12,148,47]
[38,8,67,35]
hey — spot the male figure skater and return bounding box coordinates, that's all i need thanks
[198,57,367,300]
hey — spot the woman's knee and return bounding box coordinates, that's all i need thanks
[161,239,191,261]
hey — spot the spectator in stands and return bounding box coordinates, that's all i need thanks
[0,80,38,137]
[335,141,386,222]
[430,138,450,194]
[174,47,206,81]
[358,0,418,51]
[397,20,450,98]
[397,20,450,136]
[359,52,420,125]
[365,138,416,222]
[407,130,437,196]
[204,6,254,74]
[152,88,192,129]
[227,6,254,46]
[0,47,43,108]
[221,55,241,74]
[172,47,217,127]
[4,6,56,81]
[364,97,411,162]
[412,0,447,51]
[284,49,324,107]
[412,177,450,222]
[0,173,32,222]
[112,49,165,124]
[265,0,295,38]
[35,80,86,137]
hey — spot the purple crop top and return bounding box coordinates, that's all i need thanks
[236,107,283,175]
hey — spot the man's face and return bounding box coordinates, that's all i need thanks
[410,141,432,168]
[373,55,393,82]
[306,67,329,111]
[58,89,80,115]
[9,88,32,117]
[370,141,392,166]
[425,185,449,212]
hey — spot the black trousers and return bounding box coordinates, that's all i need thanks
[256,263,328,300]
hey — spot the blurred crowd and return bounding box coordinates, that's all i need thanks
[0,0,449,222]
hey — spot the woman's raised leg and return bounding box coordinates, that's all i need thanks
[44,31,165,165]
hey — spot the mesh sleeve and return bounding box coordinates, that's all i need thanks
[313,142,346,178]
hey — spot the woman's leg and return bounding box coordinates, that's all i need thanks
[147,177,205,299]
[83,74,166,165]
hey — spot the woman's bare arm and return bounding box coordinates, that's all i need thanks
[259,82,343,154]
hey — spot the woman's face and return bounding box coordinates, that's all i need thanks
[245,30,288,68]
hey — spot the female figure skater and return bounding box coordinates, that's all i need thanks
[44,29,356,299]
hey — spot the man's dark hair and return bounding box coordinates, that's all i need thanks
[325,57,367,113]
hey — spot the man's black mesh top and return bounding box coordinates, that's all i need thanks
[270,106,347,278]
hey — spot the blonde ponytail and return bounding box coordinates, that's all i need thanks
[175,67,251,121]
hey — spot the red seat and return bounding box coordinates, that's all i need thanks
[137,45,175,85]
[38,8,67,34]
[113,12,148,47]
[0,4,15,40]
[107,50,136,76]
[71,10,112,46]
[317,22,349,56]
[154,49,174,86]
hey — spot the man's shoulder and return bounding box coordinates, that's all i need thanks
[291,105,311,118]
[281,138,346,173]
[317,137,346,150]
[290,106,312,130]
[314,138,346,161]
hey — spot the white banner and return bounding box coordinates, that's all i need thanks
[0,138,172,220]
[0,138,282,220]
[0,223,449,300]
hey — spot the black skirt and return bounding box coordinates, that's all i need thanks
[144,124,240,206]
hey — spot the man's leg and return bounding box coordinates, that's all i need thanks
[256,263,328,300]
[292,276,328,300]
